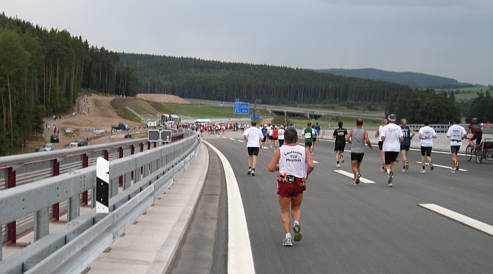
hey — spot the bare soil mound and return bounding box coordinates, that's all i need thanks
[137,93,190,104]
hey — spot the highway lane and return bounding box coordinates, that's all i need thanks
[206,135,493,274]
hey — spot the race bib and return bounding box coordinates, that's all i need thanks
[305,133,311,138]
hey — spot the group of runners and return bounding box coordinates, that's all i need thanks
[242,115,484,246]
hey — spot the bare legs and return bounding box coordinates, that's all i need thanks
[279,193,303,233]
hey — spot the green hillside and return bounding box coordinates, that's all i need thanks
[317,68,473,89]
[119,53,409,105]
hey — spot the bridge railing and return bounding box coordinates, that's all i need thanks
[0,132,199,273]
[0,129,186,249]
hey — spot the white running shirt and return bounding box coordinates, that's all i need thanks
[378,125,385,142]
[244,127,263,148]
[279,145,307,178]
[382,123,403,152]
[419,126,437,147]
[447,124,466,146]
[278,128,285,140]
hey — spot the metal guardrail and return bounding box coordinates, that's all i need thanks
[0,129,186,248]
[0,133,199,273]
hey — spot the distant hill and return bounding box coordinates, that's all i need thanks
[119,53,410,105]
[316,68,473,89]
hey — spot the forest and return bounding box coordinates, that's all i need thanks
[119,53,410,105]
[0,13,137,155]
[467,91,493,123]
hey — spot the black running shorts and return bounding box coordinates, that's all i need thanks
[305,142,312,147]
[279,139,284,147]
[378,141,383,151]
[450,145,460,154]
[400,144,410,151]
[248,147,259,156]
[334,143,345,151]
[384,151,399,165]
[420,146,432,156]
[351,152,364,163]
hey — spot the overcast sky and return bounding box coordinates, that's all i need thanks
[2,0,492,84]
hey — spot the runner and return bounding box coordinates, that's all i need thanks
[278,126,285,147]
[303,123,315,153]
[311,125,318,152]
[375,119,388,172]
[315,122,321,137]
[272,126,279,148]
[268,128,315,246]
[381,114,403,187]
[332,121,347,168]
[346,118,373,184]
[244,121,264,176]
[267,124,274,149]
[466,117,483,148]
[400,119,415,172]
[418,121,437,173]
[261,125,268,149]
[446,119,467,173]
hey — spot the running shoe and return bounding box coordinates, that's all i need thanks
[282,236,293,247]
[356,173,361,184]
[251,170,255,176]
[336,163,341,168]
[380,166,385,172]
[387,171,393,186]
[429,163,434,171]
[293,223,302,241]
[248,168,251,175]
[420,168,426,174]
[402,168,406,173]
[451,168,456,174]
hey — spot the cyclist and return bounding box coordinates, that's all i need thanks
[467,117,483,148]
[400,119,415,172]
[446,119,467,173]
[333,121,347,168]
[268,129,315,246]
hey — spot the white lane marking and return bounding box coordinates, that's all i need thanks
[313,160,319,164]
[237,140,244,143]
[230,138,235,141]
[333,170,375,184]
[416,161,468,172]
[410,148,466,156]
[203,141,256,274]
[419,203,493,236]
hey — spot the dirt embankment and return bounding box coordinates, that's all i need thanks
[136,93,190,104]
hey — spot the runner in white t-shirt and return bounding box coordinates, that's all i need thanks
[278,126,285,147]
[244,121,264,176]
[446,119,467,173]
[381,114,404,187]
[418,121,437,173]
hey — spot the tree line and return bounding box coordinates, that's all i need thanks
[0,13,138,155]
[385,89,461,124]
[119,53,410,104]
[467,91,493,123]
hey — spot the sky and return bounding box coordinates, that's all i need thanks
[1,0,492,85]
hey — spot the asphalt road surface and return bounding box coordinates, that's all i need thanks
[206,135,493,274]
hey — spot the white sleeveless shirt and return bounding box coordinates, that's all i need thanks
[279,145,307,178]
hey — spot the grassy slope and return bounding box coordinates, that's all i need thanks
[109,99,141,122]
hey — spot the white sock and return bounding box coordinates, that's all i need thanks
[286,232,292,239]
[294,220,300,226]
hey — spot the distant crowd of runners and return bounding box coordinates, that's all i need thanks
[240,115,484,246]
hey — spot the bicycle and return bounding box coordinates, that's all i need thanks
[465,138,493,164]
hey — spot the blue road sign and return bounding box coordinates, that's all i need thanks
[251,114,260,120]
[234,102,249,114]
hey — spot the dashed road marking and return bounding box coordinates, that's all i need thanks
[237,140,244,143]
[313,160,319,164]
[416,161,468,172]
[419,203,493,237]
[333,170,376,184]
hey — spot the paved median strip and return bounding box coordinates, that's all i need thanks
[333,170,376,184]
[419,203,493,237]
[416,161,468,172]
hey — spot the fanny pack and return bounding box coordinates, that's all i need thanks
[278,173,306,188]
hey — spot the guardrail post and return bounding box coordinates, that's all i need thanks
[147,141,151,150]
[68,193,80,221]
[51,159,62,222]
[119,147,124,187]
[81,153,89,206]
[34,207,49,241]
[140,143,144,179]
[130,145,135,180]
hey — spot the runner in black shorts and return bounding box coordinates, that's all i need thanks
[332,122,347,168]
